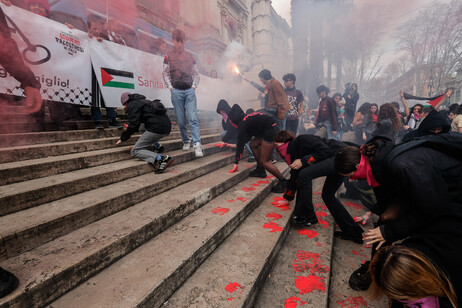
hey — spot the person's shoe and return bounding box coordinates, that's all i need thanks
[109,121,123,129]
[247,157,256,163]
[349,261,372,291]
[154,144,165,153]
[193,142,204,157]
[339,192,360,200]
[249,166,267,178]
[271,179,287,193]
[155,156,173,174]
[94,123,104,129]
[291,216,319,228]
[0,267,19,298]
[334,231,364,244]
[182,142,191,151]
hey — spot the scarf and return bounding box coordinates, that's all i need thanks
[350,153,380,187]
[276,142,292,165]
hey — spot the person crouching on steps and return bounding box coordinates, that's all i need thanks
[116,93,173,173]
[227,104,288,193]
[273,130,364,244]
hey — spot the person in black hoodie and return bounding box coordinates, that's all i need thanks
[228,104,287,193]
[117,93,173,173]
[273,130,364,243]
[216,99,238,145]
[402,109,451,142]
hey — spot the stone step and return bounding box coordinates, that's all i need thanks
[0,130,222,185]
[327,197,387,308]
[0,150,239,261]
[0,117,221,134]
[0,126,220,148]
[0,129,220,163]
[163,191,292,308]
[0,159,262,307]
[255,179,335,308]
[0,136,223,216]
[48,165,285,308]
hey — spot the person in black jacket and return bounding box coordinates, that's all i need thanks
[274,130,364,243]
[343,83,359,131]
[334,133,462,293]
[216,99,238,145]
[116,93,173,174]
[228,104,287,193]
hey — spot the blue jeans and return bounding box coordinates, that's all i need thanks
[91,107,116,124]
[171,88,201,144]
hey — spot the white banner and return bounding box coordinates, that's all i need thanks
[89,40,258,110]
[0,4,92,105]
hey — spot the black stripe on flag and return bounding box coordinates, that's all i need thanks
[102,67,134,78]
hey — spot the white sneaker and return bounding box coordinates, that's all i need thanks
[193,142,203,157]
[182,142,190,151]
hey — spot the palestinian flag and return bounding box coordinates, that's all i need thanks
[403,90,451,107]
[100,67,135,89]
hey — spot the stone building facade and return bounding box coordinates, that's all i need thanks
[136,0,291,78]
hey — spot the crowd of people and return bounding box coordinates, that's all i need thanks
[1,3,462,306]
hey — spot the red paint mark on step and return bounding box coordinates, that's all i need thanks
[297,229,319,239]
[313,191,321,195]
[344,201,363,210]
[316,211,328,217]
[271,197,286,204]
[225,282,242,293]
[263,222,283,233]
[294,275,326,294]
[292,251,330,275]
[227,199,235,203]
[352,250,359,255]
[336,296,368,307]
[316,242,322,247]
[228,297,236,301]
[257,180,270,184]
[314,203,327,210]
[251,183,260,187]
[242,186,256,192]
[211,207,230,216]
[284,297,307,308]
[265,175,274,179]
[236,197,248,202]
[266,212,283,220]
[244,164,253,168]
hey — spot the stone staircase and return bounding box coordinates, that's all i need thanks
[0,111,387,307]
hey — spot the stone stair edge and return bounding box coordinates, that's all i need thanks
[47,168,283,308]
[0,150,239,260]
[0,137,225,216]
[0,159,262,308]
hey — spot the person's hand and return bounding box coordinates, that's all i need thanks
[23,87,43,114]
[362,133,367,141]
[65,22,74,29]
[354,211,372,225]
[170,87,173,92]
[116,140,122,145]
[228,164,238,173]
[364,227,386,250]
[96,36,103,42]
[289,159,303,170]
[1,0,12,6]
[403,125,410,130]
[347,95,351,99]
[332,130,337,136]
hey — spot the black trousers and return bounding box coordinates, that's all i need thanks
[293,157,364,237]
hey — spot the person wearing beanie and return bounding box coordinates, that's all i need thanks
[228,104,287,193]
[117,93,173,174]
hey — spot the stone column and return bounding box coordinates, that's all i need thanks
[251,0,273,70]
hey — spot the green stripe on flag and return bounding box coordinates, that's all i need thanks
[104,81,135,89]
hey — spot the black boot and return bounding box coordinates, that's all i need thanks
[271,179,287,193]
[0,267,19,298]
[349,261,372,291]
[249,166,267,178]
